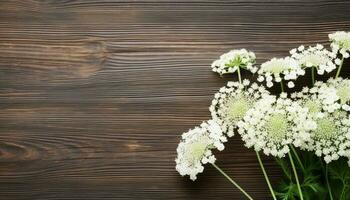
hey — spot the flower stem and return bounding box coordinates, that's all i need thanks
[325,164,334,200]
[288,151,304,200]
[280,79,285,93]
[274,157,292,180]
[256,151,277,200]
[335,56,344,78]
[311,67,315,86]
[290,145,305,173]
[237,67,242,84]
[340,185,346,200]
[211,163,254,200]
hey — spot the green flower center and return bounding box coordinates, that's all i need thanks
[264,60,290,74]
[337,86,350,104]
[314,118,337,139]
[185,136,210,163]
[339,39,350,50]
[226,95,251,122]
[266,113,289,141]
[225,56,244,68]
[300,54,328,67]
[304,100,321,113]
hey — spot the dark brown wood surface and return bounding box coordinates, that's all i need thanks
[1,0,350,199]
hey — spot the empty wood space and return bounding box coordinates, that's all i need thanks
[0,0,350,199]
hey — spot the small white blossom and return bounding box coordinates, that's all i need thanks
[211,49,257,75]
[335,58,342,65]
[307,111,350,163]
[237,95,315,158]
[292,83,350,163]
[287,81,295,88]
[257,57,304,88]
[175,120,227,180]
[290,44,337,75]
[210,80,270,137]
[326,78,350,109]
[329,31,350,58]
[313,78,350,112]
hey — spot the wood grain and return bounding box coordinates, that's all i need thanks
[0,0,350,199]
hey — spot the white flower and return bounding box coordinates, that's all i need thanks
[326,78,350,109]
[175,120,227,181]
[307,111,350,163]
[287,81,295,88]
[257,57,304,88]
[312,78,350,112]
[292,83,350,163]
[210,80,270,137]
[297,80,341,113]
[211,49,257,75]
[290,44,337,75]
[329,31,350,58]
[298,45,305,51]
[237,95,315,158]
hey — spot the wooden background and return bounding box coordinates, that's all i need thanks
[1,0,350,199]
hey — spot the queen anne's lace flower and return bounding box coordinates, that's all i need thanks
[325,78,350,111]
[290,44,337,75]
[292,85,350,163]
[209,80,270,137]
[237,95,316,158]
[175,120,227,180]
[257,57,305,88]
[305,78,350,113]
[329,31,350,58]
[211,49,257,75]
[293,81,340,113]
[309,111,350,163]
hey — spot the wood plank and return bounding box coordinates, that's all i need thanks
[0,0,350,199]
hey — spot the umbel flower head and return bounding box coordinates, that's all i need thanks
[305,78,350,113]
[290,44,337,75]
[175,120,227,181]
[329,31,350,58]
[292,84,350,163]
[325,78,350,111]
[210,80,270,137]
[307,110,350,163]
[211,49,257,75]
[237,94,316,158]
[257,57,305,88]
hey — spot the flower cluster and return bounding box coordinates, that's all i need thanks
[176,31,350,187]
[291,81,350,163]
[290,44,337,75]
[211,49,257,75]
[324,78,350,111]
[237,94,316,157]
[257,57,305,88]
[329,31,350,58]
[175,120,227,180]
[209,79,270,137]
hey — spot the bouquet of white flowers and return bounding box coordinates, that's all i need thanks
[175,31,350,200]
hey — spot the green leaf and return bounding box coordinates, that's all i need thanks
[275,150,327,200]
[328,158,350,200]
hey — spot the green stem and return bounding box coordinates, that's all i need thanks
[280,79,285,93]
[274,157,292,180]
[211,163,254,200]
[340,184,345,200]
[335,57,344,78]
[311,66,315,86]
[325,164,334,200]
[256,151,277,200]
[290,146,305,173]
[237,67,242,84]
[288,151,304,200]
